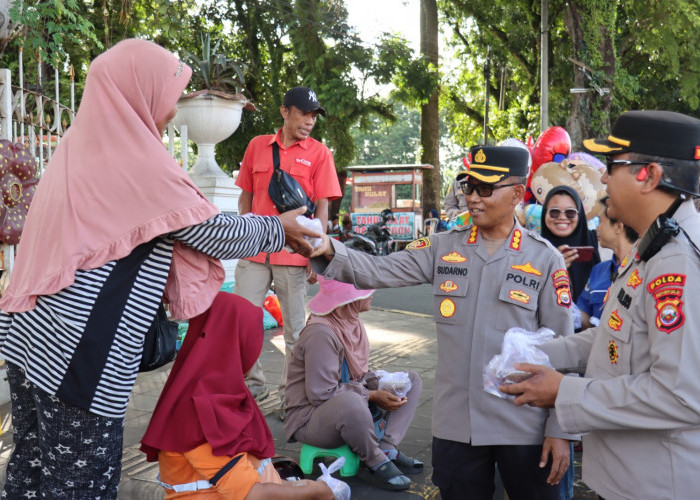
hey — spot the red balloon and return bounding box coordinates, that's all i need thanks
[531,126,571,171]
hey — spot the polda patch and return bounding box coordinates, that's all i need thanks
[406,237,431,250]
[555,285,571,308]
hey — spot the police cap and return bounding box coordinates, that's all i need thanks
[583,110,700,161]
[466,146,530,184]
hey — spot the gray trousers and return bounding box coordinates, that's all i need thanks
[293,371,422,467]
[234,259,308,395]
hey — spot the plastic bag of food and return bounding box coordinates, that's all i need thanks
[375,370,412,398]
[317,457,351,500]
[483,327,555,400]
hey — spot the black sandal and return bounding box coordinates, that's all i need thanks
[392,451,424,475]
[357,461,411,491]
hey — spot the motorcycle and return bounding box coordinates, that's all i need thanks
[344,208,395,256]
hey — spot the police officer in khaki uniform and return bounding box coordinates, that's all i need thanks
[444,170,468,219]
[501,111,700,500]
[310,146,577,500]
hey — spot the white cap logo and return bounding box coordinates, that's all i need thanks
[308,90,318,102]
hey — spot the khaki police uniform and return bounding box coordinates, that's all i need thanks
[541,200,700,500]
[313,219,577,446]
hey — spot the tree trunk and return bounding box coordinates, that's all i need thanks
[420,0,440,219]
[565,1,616,148]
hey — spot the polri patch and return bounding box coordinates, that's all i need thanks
[439,280,459,293]
[439,298,456,318]
[511,262,542,276]
[441,251,467,263]
[406,237,431,250]
[509,289,531,304]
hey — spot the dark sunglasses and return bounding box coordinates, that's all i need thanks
[547,208,579,220]
[460,182,519,198]
[605,159,649,176]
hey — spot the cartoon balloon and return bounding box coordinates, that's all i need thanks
[530,160,605,220]
[569,151,605,173]
[531,127,571,171]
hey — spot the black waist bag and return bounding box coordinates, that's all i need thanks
[139,303,178,372]
[268,142,315,217]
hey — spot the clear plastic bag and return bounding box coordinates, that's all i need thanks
[317,457,351,500]
[483,327,555,400]
[375,370,412,398]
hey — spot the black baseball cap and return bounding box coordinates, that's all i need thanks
[583,110,700,161]
[282,86,326,116]
[465,146,530,184]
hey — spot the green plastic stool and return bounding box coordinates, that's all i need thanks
[299,443,360,477]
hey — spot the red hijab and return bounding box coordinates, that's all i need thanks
[141,292,274,461]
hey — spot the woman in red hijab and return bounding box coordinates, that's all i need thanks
[141,291,333,499]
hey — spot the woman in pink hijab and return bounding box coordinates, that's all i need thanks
[284,276,423,491]
[0,39,317,498]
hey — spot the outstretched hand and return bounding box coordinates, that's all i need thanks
[309,233,334,259]
[278,207,321,257]
[498,363,563,408]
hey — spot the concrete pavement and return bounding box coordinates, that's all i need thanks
[0,304,597,499]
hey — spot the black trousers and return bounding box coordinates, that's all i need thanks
[432,437,559,500]
[3,363,123,499]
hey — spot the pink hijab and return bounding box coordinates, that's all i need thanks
[306,277,374,381]
[0,39,223,319]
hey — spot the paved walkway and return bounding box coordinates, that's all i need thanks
[0,306,598,499]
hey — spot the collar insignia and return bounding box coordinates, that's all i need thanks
[467,226,478,244]
[509,229,522,251]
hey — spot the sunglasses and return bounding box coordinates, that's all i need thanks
[605,159,649,176]
[460,182,519,198]
[547,208,579,220]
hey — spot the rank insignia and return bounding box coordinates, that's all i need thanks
[626,269,642,289]
[439,280,459,293]
[608,310,622,331]
[441,251,467,263]
[509,289,531,304]
[621,255,628,268]
[511,262,542,276]
[509,229,522,251]
[406,237,431,250]
[467,226,479,244]
[608,340,619,365]
[439,298,456,318]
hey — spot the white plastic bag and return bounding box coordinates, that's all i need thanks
[317,457,351,500]
[283,216,324,253]
[375,370,412,398]
[483,327,555,400]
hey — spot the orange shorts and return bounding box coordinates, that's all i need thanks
[159,443,282,499]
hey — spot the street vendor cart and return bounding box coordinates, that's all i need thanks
[346,163,434,248]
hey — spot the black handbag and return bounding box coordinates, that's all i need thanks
[268,142,316,217]
[139,303,179,372]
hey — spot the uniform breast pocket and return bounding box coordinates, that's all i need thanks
[597,308,632,375]
[289,163,312,183]
[433,278,469,326]
[495,280,540,332]
[252,162,272,193]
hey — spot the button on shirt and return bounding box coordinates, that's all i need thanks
[236,129,341,267]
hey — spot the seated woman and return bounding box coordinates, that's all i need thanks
[141,292,334,499]
[284,276,423,491]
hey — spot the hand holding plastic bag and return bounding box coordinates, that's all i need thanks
[483,327,555,400]
[375,370,412,398]
[317,457,351,500]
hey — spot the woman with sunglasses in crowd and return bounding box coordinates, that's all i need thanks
[540,185,600,304]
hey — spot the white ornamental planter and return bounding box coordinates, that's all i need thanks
[173,92,246,178]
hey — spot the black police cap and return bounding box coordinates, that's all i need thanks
[466,146,530,184]
[583,110,700,161]
[282,86,326,116]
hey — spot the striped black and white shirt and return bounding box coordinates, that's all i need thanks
[0,213,284,419]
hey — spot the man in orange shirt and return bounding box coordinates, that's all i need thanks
[234,86,342,417]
